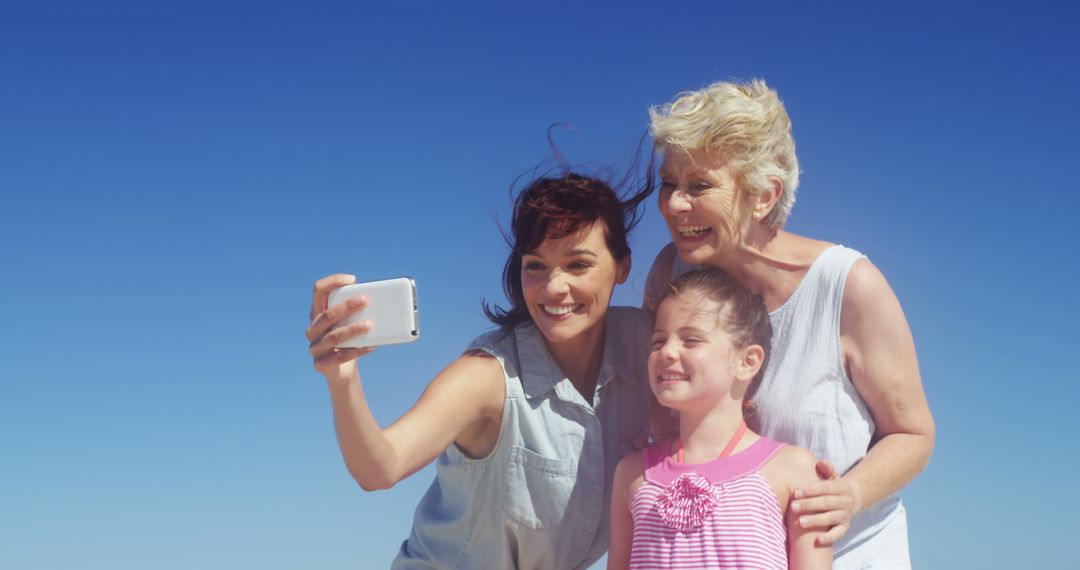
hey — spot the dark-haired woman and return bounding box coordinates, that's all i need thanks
[306,173,654,569]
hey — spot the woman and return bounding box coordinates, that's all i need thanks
[643,80,935,569]
[307,172,654,569]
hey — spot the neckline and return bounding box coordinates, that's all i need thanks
[665,431,767,470]
[644,436,784,486]
[513,309,631,400]
[766,244,841,317]
[677,421,747,464]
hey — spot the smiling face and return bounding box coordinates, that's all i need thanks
[658,148,751,265]
[648,291,757,413]
[521,221,629,345]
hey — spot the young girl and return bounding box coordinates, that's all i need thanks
[609,268,832,569]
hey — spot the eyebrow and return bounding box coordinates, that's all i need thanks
[523,248,598,258]
[660,168,707,179]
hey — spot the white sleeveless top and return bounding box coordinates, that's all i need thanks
[673,245,910,567]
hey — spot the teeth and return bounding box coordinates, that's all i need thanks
[660,373,689,382]
[543,304,581,316]
[678,225,711,237]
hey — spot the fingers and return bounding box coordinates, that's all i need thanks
[815,523,850,546]
[795,508,848,530]
[790,484,854,540]
[309,320,374,357]
[307,274,374,379]
[815,459,838,480]
[790,494,853,518]
[793,477,846,500]
[310,273,357,321]
[314,346,375,370]
[307,295,368,343]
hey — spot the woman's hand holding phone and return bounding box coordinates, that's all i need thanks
[307,274,376,385]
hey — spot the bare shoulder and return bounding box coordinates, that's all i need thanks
[653,242,678,268]
[616,449,645,477]
[450,349,505,379]
[770,445,819,484]
[614,449,647,499]
[649,242,677,279]
[643,243,678,311]
[761,444,820,508]
[843,257,898,310]
[425,351,506,420]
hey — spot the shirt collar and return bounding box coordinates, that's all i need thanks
[513,311,635,400]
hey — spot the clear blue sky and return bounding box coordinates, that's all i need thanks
[2,1,1077,568]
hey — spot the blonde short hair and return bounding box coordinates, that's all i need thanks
[649,79,800,228]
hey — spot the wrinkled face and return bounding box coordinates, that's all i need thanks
[648,292,745,412]
[659,148,748,265]
[521,221,628,345]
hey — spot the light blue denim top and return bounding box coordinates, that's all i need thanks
[391,307,653,569]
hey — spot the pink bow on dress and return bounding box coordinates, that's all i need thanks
[655,472,720,532]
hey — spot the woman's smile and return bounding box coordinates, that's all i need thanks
[539,303,585,318]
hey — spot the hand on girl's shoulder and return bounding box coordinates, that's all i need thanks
[761,444,822,509]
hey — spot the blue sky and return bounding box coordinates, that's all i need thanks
[2,1,1077,568]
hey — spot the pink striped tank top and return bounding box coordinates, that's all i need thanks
[629,437,788,569]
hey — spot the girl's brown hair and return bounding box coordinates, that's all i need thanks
[656,268,773,405]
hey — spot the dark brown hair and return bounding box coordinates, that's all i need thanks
[484,170,654,329]
[656,268,773,402]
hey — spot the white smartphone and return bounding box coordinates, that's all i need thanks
[326,277,420,349]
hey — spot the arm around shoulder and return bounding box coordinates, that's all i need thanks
[840,259,935,501]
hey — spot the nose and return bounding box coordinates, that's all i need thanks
[544,270,570,296]
[665,187,691,215]
[658,339,679,363]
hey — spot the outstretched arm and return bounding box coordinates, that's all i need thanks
[791,259,935,545]
[308,274,504,491]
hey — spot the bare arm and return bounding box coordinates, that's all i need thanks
[766,447,833,570]
[308,274,504,491]
[607,452,642,570]
[792,259,935,543]
[325,355,504,490]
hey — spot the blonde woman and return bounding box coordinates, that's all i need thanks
[643,80,934,569]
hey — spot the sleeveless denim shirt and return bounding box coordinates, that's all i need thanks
[391,307,653,569]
